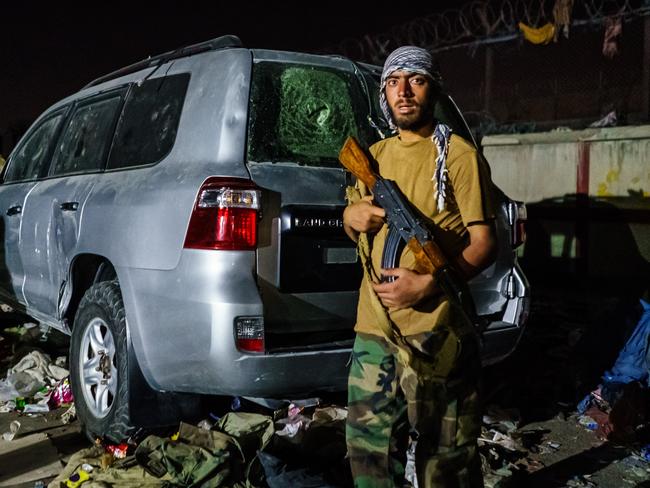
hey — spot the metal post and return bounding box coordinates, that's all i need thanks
[484,46,494,115]
[641,15,650,121]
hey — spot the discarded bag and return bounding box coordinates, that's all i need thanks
[216,411,274,459]
[604,299,650,385]
[135,422,245,487]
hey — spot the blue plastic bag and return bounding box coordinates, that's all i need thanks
[578,299,650,414]
[603,299,650,386]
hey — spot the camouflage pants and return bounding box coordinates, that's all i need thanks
[346,328,483,488]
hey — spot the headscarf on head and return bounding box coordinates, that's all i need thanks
[379,46,450,212]
[379,45,442,130]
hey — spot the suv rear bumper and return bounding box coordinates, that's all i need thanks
[118,250,351,396]
[118,249,529,396]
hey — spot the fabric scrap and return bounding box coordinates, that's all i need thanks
[553,0,575,40]
[603,16,622,59]
[10,350,69,382]
[518,22,556,45]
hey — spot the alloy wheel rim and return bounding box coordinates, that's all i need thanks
[78,317,118,418]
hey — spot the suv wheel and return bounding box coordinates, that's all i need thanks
[70,280,134,442]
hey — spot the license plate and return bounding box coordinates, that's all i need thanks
[323,247,357,264]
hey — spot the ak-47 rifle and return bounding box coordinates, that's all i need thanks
[339,136,485,332]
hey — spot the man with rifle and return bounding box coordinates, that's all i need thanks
[342,46,497,487]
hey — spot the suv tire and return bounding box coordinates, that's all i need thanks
[69,280,134,442]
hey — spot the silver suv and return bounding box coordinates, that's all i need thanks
[0,36,529,441]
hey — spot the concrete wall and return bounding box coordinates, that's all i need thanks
[482,125,650,204]
[482,125,650,285]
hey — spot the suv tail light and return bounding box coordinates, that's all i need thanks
[507,200,527,249]
[184,178,261,250]
[235,316,264,353]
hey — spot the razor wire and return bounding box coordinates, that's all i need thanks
[323,0,650,64]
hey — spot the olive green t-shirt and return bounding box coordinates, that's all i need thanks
[355,133,496,336]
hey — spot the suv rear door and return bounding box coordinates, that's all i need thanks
[20,90,125,321]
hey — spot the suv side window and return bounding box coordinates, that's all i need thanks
[4,114,63,183]
[107,73,190,170]
[50,94,123,176]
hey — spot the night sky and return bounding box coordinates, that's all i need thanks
[0,1,463,147]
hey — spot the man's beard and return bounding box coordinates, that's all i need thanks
[392,98,435,131]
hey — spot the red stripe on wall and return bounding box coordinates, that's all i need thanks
[577,141,590,194]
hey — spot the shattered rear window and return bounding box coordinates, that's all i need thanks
[247,62,374,167]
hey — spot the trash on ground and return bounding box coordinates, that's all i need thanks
[63,469,90,488]
[639,444,650,462]
[479,429,520,451]
[23,403,49,414]
[2,420,21,441]
[566,474,597,487]
[49,378,73,409]
[482,404,521,434]
[578,415,599,431]
[60,404,77,424]
[105,442,129,459]
[0,350,70,411]
[575,298,650,443]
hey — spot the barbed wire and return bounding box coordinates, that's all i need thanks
[321,0,650,64]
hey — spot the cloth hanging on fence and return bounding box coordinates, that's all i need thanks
[602,16,623,59]
[518,22,556,45]
[553,0,575,40]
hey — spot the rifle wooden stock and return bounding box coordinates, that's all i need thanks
[339,137,377,188]
[407,238,447,275]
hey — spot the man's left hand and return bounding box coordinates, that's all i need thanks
[372,268,438,310]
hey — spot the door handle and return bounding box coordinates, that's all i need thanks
[60,202,79,211]
[6,205,21,216]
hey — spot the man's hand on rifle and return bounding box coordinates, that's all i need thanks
[372,268,439,310]
[343,196,386,241]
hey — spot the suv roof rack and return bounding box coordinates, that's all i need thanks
[84,35,243,89]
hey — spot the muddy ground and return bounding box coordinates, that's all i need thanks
[1,282,649,487]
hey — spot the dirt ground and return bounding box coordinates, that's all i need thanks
[1,283,649,487]
[478,283,650,487]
